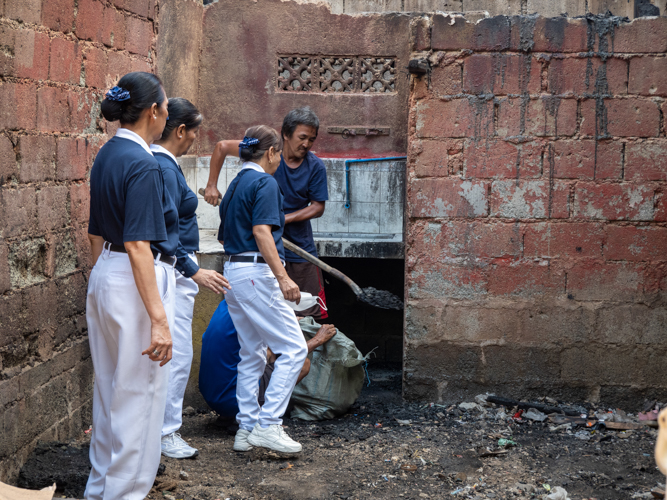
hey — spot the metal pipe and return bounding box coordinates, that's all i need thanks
[344,157,407,209]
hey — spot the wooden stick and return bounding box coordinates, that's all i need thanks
[198,188,365,298]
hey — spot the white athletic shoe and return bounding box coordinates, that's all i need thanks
[233,428,254,452]
[161,432,199,459]
[247,423,302,454]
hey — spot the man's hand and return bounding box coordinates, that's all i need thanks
[204,185,222,206]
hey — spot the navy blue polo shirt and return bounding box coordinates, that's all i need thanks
[151,146,200,278]
[88,131,179,257]
[217,165,285,260]
[274,151,328,262]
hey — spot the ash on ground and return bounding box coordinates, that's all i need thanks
[359,287,403,310]
[17,366,664,500]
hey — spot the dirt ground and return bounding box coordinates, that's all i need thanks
[19,366,665,500]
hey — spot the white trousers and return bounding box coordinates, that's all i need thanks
[85,249,175,500]
[224,260,307,431]
[162,254,199,437]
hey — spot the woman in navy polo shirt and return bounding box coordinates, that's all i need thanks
[86,72,178,500]
[219,125,307,454]
[150,98,230,459]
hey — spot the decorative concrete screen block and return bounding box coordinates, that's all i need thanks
[277,55,397,93]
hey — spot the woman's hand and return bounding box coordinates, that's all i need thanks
[142,318,173,366]
[277,274,300,303]
[191,268,230,294]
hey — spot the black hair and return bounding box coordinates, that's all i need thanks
[281,106,319,139]
[239,125,282,162]
[159,97,203,141]
[101,72,165,124]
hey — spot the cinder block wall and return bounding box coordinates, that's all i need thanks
[0,0,157,482]
[404,15,667,407]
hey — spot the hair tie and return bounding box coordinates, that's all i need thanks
[106,86,131,102]
[239,136,260,151]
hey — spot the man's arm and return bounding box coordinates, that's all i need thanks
[204,140,241,206]
[284,200,325,225]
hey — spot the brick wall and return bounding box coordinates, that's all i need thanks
[0,0,157,481]
[404,14,667,407]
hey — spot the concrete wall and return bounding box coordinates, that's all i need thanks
[186,156,406,238]
[0,0,158,482]
[403,13,667,407]
[315,0,664,18]
[196,0,411,157]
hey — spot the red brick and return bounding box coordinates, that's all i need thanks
[19,135,56,183]
[407,262,488,300]
[83,47,108,89]
[130,57,151,74]
[69,183,90,225]
[496,97,577,138]
[49,37,82,85]
[56,137,89,181]
[75,0,105,43]
[548,57,628,96]
[573,182,655,221]
[463,140,542,179]
[566,261,646,301]
[439,221,522,259]
[0,241,9,294]
[37,86,70,133]
[463,54,541,96]
[606,99,660,138]
[148,0,157,20]
[409,178,489,218]
[625,140,667,182]
[490,180,570,219]
[5,0,42,24]
[488,260,565,297]
[0,135,17,184]
[124,0,150,18]
[549,140,622,180]
[125,16,154,57]
[628,57,667,97]
[14,29,50,81]
[532,17,588,53]
[656,192,667,222]
[0,81,37,131]
[411,139,462,178]
[111,0,125,9]
[604,225,667,262]
[0,187,37,239]
[412,16,430,52]
[0,294,23,346]
[41,0,75,33]
[415,98,493,139]
[22,281,58,333]
[107,51,133,82]
[430,62,462,96]
[102,7,126,50]
[614,17,667,54]
[432,15,510,51]
[37,186,69,232]
[524,222,604,259]
[68,89,102,133]
[0,26,16,76]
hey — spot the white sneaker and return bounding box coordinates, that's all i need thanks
[161,432,199,459]
[233,428,253,452]
[247,423,302,454]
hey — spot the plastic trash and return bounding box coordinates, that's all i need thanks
[498,438,517,448]
[524,408,548,422]
[459,402,483,411]
[394,418,412,425]
[270,291,327,313]
[574,430,591,441]
[546,486,571,500]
